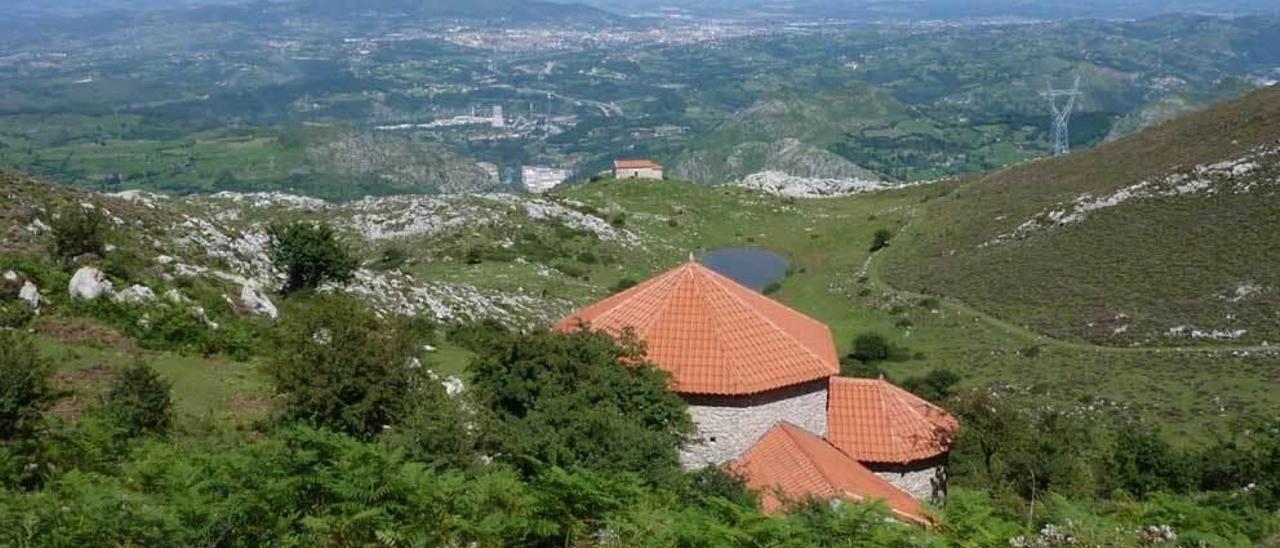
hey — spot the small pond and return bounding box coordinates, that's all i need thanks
[700,247,790,292]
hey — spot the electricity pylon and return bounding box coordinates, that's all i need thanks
[1043,76,1082,156]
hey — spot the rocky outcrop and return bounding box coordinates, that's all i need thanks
[306,132,501,194]
[69,267,114,300]
[736,171,907,198]
[18,281,40,309]
[239,284,279,319]
[674,139,884,186]
[115,284,157,304]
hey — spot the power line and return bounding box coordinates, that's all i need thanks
[1043,76,1082,156]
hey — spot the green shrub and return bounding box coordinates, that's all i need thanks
[552,261,587,279]
[609,278,638,294]
[1108,424,1195,497]
[269,295,419,438]
[869,228,893,252]
[266,222,357,293]
[763,281,782,295]
[839,358,885,378]
[382,377,479,470]
[900,369,962,402]
[686,464,758,508]
[50,204,108,262]
[0,302,34,329]
[370,244,410,271]
[100,248,147,281]
[848,332,911,363]
[102,361,173,437]
[0,332,54,442]
[469,329,693,483]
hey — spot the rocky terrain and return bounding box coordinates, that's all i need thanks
[885,84,1280,346]
[0,172,652,330]
[307,133,503,195]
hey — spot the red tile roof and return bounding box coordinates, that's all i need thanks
[613,158,663,170]
[734,422,930,525]
[556,261,838,395]
[827,377,959,464]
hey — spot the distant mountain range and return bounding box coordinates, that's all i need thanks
[10,0,621,24]
[289,0,620,23]
[584,0,1280,19]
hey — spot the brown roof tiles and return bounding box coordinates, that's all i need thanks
[734,422,931,525]
[555,261,839,395]
[827,377,959,464]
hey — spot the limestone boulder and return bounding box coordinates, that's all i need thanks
[115,284,157,304]
[18,281,41,309]
[240,284,278,319]
[69,267,114,300]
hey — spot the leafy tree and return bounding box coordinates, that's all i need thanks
[50,204,107,262]
[469,329,692,482]
[839,358,885,378]
[687,464,758,508]
[901,369,962,402]
[0,332,54,442]
[851,332,891,362]
[268,295,419,438]
[847,332,910,363]
[382,375,480,470]
[1108,424,1194,497]
[102,361,173,436]
[869,228,893,252]
[266,222,357,293]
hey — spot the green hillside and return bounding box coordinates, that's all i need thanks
[670,80,1046,184]
[881,84,1280,347]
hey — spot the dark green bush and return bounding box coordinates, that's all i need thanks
[0,332,54,442]
[839,358,885,378]
[102,361,173,437]
[900,369,962,402]
[469,329,692,483]
[382,376,479,470]
[269,295,419,438]
[50,204,108,262]
[610,277,639,294]
[266,222,357,293]
[869,228,893,252]
[848,332,911,363]
[370,244,409,270]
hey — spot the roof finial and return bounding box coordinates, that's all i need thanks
[689,251,696,263]
[879,373,885,381]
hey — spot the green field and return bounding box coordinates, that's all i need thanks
[547,180,1279,442]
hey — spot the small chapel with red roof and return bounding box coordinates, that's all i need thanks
[557,260,959,524]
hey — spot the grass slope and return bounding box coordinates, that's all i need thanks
[559,180,1279,441]
[882,84,1280,347]
[4,152,1278,442]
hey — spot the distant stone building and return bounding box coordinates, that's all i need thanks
[556,261,958,523]
[612,158,664,180]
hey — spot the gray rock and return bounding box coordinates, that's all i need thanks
[164,289,190,304]
[240,284,278,319]
[69,267,114,300]
[115,284,156,304]
[18,281,40,310]
[2,270,17,282]
[442,376,465,396]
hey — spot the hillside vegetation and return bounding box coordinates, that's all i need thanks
[883,84,1280,347]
